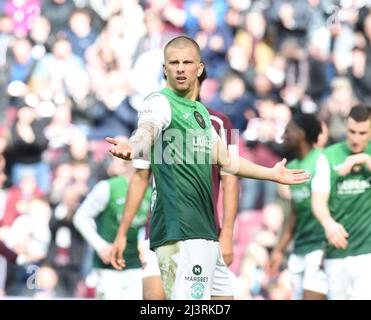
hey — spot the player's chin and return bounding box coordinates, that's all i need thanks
[174,83,189,91]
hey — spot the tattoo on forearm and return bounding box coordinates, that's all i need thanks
[129,122,160,158]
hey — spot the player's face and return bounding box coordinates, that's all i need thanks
[163,45,204,99]
[283,121,304,151]
[346,117,371,153]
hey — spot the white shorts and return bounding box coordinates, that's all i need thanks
[324,252,371,300]
[95,268,143,300]
[155,239,234,300]
[288,249,327,299]
[142,239,161,278]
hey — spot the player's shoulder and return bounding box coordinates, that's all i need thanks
[207,108,233,128]
[323,141,345,156]
[143,91,167,103]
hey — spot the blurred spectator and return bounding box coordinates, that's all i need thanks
[0,170,44,232]
[238,242,271,299]
[347,45,371,105]
[268,0,311,50]
[229,9,274,75]
[279,39,309,110]
[43,184,86,297]
[28,15,53,60]
[4,197,51,295]
[224,0,252,33]
[209,72,254,131]
[29,37,85,102]
[85,16,133,101]
[146,0,185,35]
[5,197,51,260]
[41,0,76,36]
[64,69,97,135]
[49,162,73,206]
[43,101,81,158]
[6,106,50,193]
[194,6,233,79]
[65,8,97,60]
[184,0,228,37]
[129,48,164,112]
[240,101,291,210]
[0,15,14,115]
[6,37,37,107]
[132,9,172,64]
[320,77,358,143]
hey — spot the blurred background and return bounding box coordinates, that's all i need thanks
[0,0,369,299]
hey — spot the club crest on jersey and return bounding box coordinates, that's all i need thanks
[194,111,206,129]
[190,282,204,299]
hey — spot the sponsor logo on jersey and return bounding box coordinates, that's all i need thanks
[337,178,370,195]
[194,111,206,129]
[185,276,209,282]
[192,265,202,275]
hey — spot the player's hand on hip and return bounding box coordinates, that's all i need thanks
[273,158,310,185]
[323,219,349,249]
[111,236,127,270]
[106,137,133,160]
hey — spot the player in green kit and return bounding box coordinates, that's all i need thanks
[106,36,309,300]
[73,150,152,299]
[110,68,239,300]
[269,114,327,300]
[312,104,371,300]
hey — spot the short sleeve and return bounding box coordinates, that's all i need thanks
[133,159,151,169]
[138,93,171,131]
[312,153,331,193]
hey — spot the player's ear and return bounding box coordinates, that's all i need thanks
[163,63,167,77]
[197,62,204,77]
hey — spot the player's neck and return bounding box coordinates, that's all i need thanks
[166,85,198,101]
[297,142,312,159]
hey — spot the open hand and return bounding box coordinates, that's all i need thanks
[106,137,133,160]
[273,158,310,185]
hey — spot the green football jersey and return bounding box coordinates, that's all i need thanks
[149,88,218,250]
[324,141,371,259]
[94,176,152,269]
[288,149,326,255]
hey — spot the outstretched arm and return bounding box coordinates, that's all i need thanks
[111,168,151,270]
[106,121,161,160]
[212,137,310,185]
